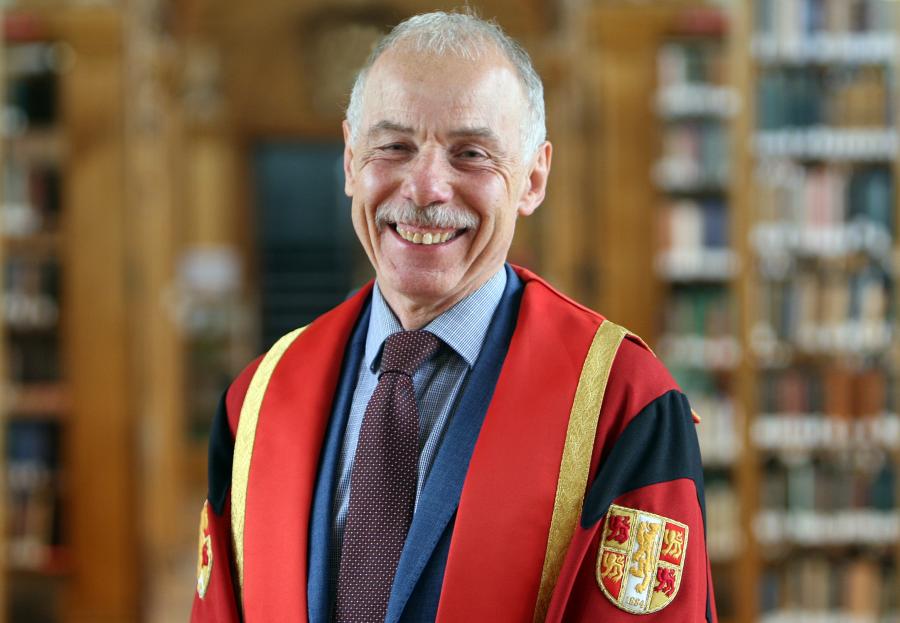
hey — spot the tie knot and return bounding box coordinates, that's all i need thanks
[380,330,440,377]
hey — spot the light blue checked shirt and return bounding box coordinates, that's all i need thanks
[329,267,507,591]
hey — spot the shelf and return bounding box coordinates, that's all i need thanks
[765,322,893,358]
[656,248,738,281]
[755,509,899,547]
[656,84,739,119]
[755,129,898,162]
[7,545,68,577]
[4,292,60,332]
[6,383,68,418]
[3,129,66,165]
[752,413,900,452]
[658,334,741,370]
[751,221,892,265]
[701,446,740,469]
[2,231,62,257]
[2,12,53,44]
[653,162,728,192]
[752,32,898,65]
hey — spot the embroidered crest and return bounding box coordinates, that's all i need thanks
[596,504,688,614]
[196,501,213,598]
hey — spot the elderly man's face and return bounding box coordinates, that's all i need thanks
[343,46,551,321]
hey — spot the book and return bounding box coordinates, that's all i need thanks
[757,66,890,130]
[5,418,62,571]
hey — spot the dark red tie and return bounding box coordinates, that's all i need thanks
[335,330,441,623]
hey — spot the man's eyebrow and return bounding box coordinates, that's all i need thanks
[448,126,500,143]
[367,121,501,144]
[368,121,415,137]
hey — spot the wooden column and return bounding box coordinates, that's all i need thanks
[584,6,675,343]
[537,43,591,301]
[729,2,758,622]
[123,1,190,620]
[58,9,139,621]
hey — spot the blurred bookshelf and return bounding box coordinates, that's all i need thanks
[652,6,741,621]
[733,0,900,621]
[0,6,137,622]
[0,12,68,621]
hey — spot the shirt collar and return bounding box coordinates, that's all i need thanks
[365,267,507,371]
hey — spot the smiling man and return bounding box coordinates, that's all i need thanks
[191,11,717,623]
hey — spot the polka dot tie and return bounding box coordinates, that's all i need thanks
[335,330,441,623]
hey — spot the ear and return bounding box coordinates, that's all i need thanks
[517,141,552,217]
[342,120,355,197]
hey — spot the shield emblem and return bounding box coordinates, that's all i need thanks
[196,501,213,598]
[596,503,688,614]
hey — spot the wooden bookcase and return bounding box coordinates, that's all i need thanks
[0,6,139,622]
[1,11,72,620]
[581,1,900,621]
[731,0,900,620]
[652,8,741,621]
[581,5,745,622]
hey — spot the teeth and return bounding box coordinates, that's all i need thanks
[396,225,456,245]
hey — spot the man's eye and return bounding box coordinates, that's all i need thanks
[381,143,410,152]
[458,149,487,159]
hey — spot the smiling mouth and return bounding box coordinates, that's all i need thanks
[393,223,465,245]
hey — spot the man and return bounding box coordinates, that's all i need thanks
[192,11,717,623]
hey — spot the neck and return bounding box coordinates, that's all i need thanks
[382,290,468,331]
[379,272,499,330]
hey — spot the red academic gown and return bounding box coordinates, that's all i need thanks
[190,265,717,622]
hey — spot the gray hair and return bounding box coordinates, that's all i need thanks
[345,11,546,160]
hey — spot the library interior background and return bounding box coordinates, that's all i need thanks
[1,0,899,621]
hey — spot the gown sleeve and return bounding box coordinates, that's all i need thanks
[190,358,262,623]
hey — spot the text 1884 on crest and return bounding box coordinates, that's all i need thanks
[596,503,688,614]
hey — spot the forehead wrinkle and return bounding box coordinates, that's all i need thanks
[447,126,503,146]
[367,120,415,138]
[367,118,504,146]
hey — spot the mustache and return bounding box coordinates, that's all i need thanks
[375,201,480,231]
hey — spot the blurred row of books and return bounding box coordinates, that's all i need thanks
[5,420,63,574]
[760,456,895,514]
[2,32,69,603]
[754,266,890,357]
[760,555,897,622]
[755,163,893,232]
[757,66,891,130]
[755,0,896,37]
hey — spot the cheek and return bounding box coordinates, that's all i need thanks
[350,200,371,246]
[466,177,517,228]
[358,161,398,202]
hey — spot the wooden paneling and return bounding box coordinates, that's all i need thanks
[180,0,552,138]
[584,6,676,343]
[124,2,191,619]
[533,44,590,299]
[57,10,138,621]
[728,3,758,622]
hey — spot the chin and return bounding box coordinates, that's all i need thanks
[383,267,464,306]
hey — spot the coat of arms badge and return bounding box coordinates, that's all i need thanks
[196,501,213,599]
[596,503,688,614]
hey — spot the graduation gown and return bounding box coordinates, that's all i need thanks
[190,264,717,622]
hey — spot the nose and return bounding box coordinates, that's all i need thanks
[402,146,453,207]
